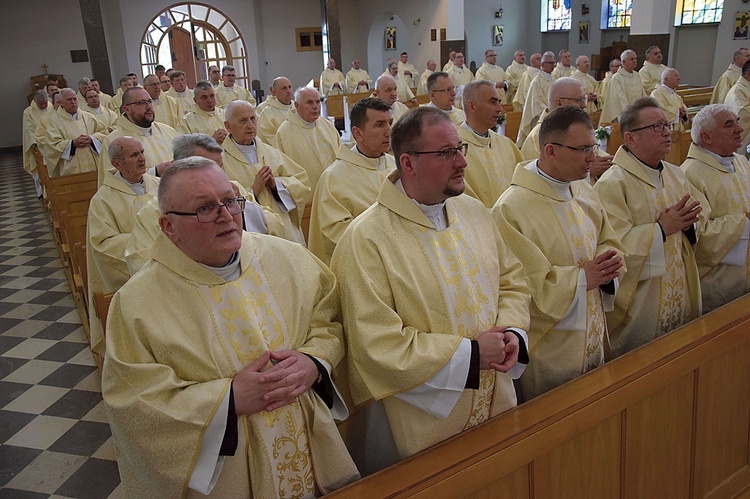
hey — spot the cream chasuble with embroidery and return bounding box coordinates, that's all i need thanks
[506,61,530,103]
[493,163,624,399]
[165,87,196,118]
[275,113,341,195]
[98,116,178,186]
[44,106,106,176]
[599,68,647,125]
[153,94,181,129]
[594,147,703,358]
[221,136,311,244]
[308,144,395,265]
[512,67,541,108]
[332,172,530,460]
[176,107,226,136]
[459,123,523,208]
[475,63,509,104]
[103,232,358,498]
[215,84,257,108]
[683,144,750,312]
[86,173,159,356]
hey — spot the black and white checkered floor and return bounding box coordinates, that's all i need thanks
[0,150,122,498]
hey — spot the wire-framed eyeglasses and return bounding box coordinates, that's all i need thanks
[548,142,599,154]
[167,197,246,223]
[407,143,469,162]
[628,122,674,134]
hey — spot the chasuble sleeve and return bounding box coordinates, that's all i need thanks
[88,200,131,285]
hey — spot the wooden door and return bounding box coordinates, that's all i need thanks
[169,26,197,88]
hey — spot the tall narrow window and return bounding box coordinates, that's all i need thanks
[675,0,724,25]
[606,0,633,28]
[542,0,572,32]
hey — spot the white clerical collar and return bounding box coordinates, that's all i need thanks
[201,252,241,281]
[353,145,386,168]
[67,111,78,120]
[222,84,233,89]
[89,107,102,114]
[541,72,554,81]
[626,149,664,187]
[153,97,160,105]
[527,160,573,201]
[176,90,187,97]
[299,116,317,127]
[134,123,153,136]
[426,101,453,113]
[114,171,146,195]
[704,147,736,172]
[394,178,448,231]
[660,83,676,94]
[234,139,258,164]
[460,121,490,139]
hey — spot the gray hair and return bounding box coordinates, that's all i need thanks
[294,86,319,103]
[621,49,636,60]
[645,46,660,57]
[462,80,495,109]
[542,51,555,62]
[222,65,236,74]
[194,80,214,92]
[77,78,91,89]
[660,68,678,84]
[59,88,76,98]
[575,55,588,66]
[173,133,223,161]
[224,99,254,121]
[33,90,48,103]
[691,104,735,145]
[158,156,222,213]
[548,77,585,109]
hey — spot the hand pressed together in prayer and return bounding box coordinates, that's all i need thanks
[657,194,701,236]
[477,326,519,372]
[253,165,276,198]
[233,349,319,414]
[212,128,228,144]
[73,135,92,148]
[583,249,623,289]
[589,153,614,178]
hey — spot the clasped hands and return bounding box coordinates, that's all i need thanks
[476,326,519,372]
[583,250,623,290]
[657,194,701,236]
[253,165,276,198]
[233,350,319,416]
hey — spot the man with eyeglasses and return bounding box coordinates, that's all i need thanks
[275,87,341,194]
[425,71,466,127]
[165,70,195,118]
[506,50,530,104]
[102,155,359,497]
[216,65,257,108]
[86,136,160,358]
[710,48,750,104]
[459,80,523,208]
[142,74,180,128]
[43,88,107,177]
[475,49,509,104]
[207,64,221,87]
[83,88,119,129]
[99,87,179,186]
[222,100,310,244]
[571,55,600,113]
[651,68,689,132]
[599,50,647,125]
[724,59,750,152]
[177,81,228,144]
[518,51,556,148]
[493,106,624,400]
[512,52,542,110]
[598,58,622,111]
[595,97,705,358]
[446,52,474,93]
[332,107,530,473]
[682,104,750,312]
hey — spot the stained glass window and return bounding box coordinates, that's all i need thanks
[606,0,633,28]
[542,0,572,32]
[676,0,724,25]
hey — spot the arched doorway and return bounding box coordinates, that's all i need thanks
[140,3,250,89]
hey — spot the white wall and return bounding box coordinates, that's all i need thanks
[3,0,93,148]
[463,0,530,71]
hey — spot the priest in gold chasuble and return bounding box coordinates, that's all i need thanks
[332,108,531,474]
[102,158,358,498]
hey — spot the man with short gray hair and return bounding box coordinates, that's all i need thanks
[22,90,51,195]
[177,80,228,143]
[682,104,750,312]
[711,48,750,104]
[215,65,256,107]
[346,58,372,94]
[374,74,411,123]
[599,49,647,124]
[571,55,600,113]
[320,57,346,97]
[518,51,556,148]
[76,77,92,107]
[552,49,573,79]
[275,87,341,193]
[651,68,689,132]
[639,46,666,94]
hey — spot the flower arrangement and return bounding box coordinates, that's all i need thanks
[497,113,507,125]
[594,126,611,141]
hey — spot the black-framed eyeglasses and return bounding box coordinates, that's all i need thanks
[628,122,674,134]
[167,197,246,223]
[548,142,599,154]
[432,87,456,93]
[559,95,588,104]
[124,99,154,107]
[408,143,469,162]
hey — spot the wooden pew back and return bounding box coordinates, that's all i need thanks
[325,91,374,120]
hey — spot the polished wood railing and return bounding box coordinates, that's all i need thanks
[328,295,750,498]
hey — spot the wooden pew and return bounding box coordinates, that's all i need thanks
[92,291,115,371]
[503,111,522,142]
[327,294,750,498]
[325,91,374,120]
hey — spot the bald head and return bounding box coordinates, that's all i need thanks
[661,68,680,89]
[271,76,293,105]
[374,75,398,105]
[548,77,587,111]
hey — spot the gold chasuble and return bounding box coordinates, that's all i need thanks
[86,173,159,356]
[256,99,293,145]
[518,73,553,148]
[22,101,50,177]
[103,232,358,498]
[153,94,181,129]
[492,164,625,399]
[332,172,530,460]
[221,137,311,244]
[215,84,257,108]
[165,87,196,118]
[650,85,688,132]
[711,65,742,104]
[275,113,341,194]
[176,107,226,136]
[683,144,750,312]
[459,123,524,208]
[639,62,666,94]
[594,147,703,358]
[599,68,647,125]
[308,144,395,265]
[44,107,107,176]
[98,116,178,186]
[724,77,750,152]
